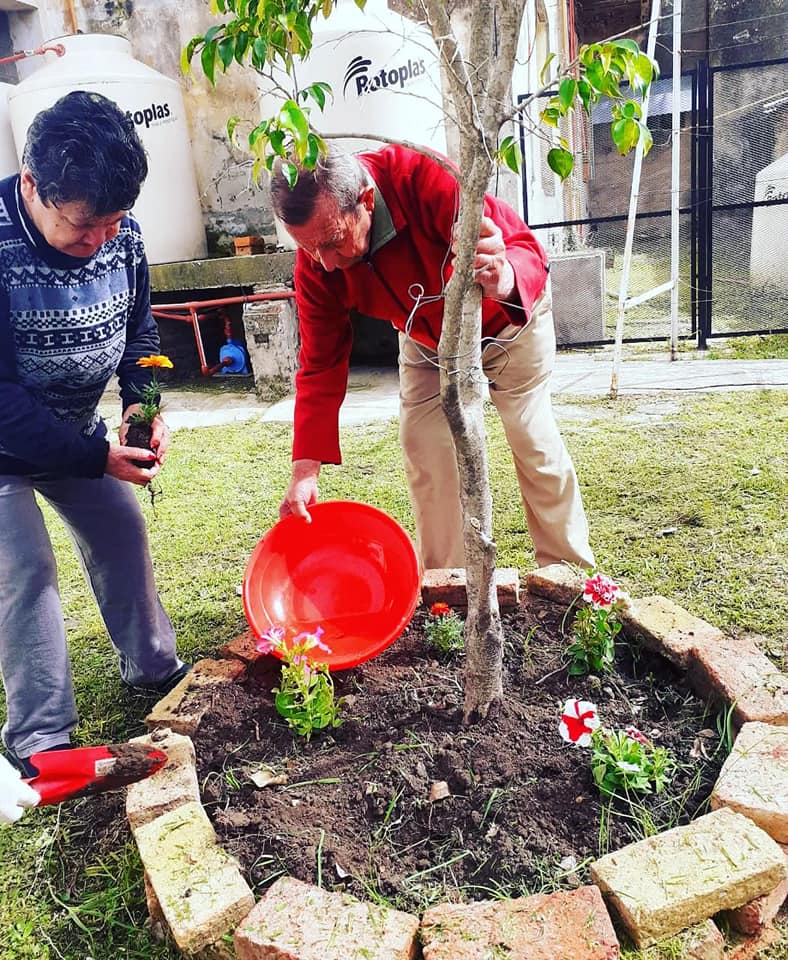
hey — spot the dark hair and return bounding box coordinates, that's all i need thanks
[23,90,148,215]
[270,144,369,226]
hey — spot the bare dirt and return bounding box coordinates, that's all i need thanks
[193,596,725,911]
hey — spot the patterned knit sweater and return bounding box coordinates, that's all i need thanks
[0,174,160,478]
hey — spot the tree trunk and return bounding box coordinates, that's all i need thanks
[421,0,526,721]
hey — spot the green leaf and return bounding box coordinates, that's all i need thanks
[252,158,265,184]
[612,38,640,55]
[611,117,638,155]
[204,24,223,44]
[201,42,217,85]
[278,99,310,141]
[634,52,657,91]
[250,37,266,67]
[558,77,577,111]
[180,37,200,77]
[495,135,523,174]
[540,106,560,129]
[576,79,592,112]
[218,35,236,70]
[269,129,287,157]
[621,100,637,119]
[281,160,299,188]
[547,147,574,180]
[539,52,556,87]
[303,132,321,168]
[637,121,654,156]
[235,30,249,64]
[292,13,312,53]
[226,114,242,143]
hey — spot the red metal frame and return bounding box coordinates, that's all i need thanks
[152,290,296,376]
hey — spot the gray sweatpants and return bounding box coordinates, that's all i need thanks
[0,473,180,758]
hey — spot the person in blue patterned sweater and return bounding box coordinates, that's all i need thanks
[0,91,187,779]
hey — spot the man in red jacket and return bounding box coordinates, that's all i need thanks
[271,144,593,571]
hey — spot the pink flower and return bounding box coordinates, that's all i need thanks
[583,573,623,610]
[256,625,285,655]
[559,698,601,747]
[625,725,651,747]
[294,626,332,655]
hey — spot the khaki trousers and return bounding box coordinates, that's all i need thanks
[398,287,594,571]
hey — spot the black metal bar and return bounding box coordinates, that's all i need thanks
[711,197,788,213]
[690,66,698,338]
[696,58,712,349]
[703,61,715,348]
[709,56,788,75]
[529,208,692,230]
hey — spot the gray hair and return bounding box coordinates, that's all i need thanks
[270,144,369,226]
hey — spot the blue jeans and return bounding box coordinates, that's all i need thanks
[0,473,180,758]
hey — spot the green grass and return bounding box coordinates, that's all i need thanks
[1,390,786,958]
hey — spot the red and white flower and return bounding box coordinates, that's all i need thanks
[583,573,628,611]
[559,698,601,747]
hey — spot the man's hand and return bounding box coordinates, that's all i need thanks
[120,407,170,464]
[105,443,160,485]
[452,216,516,301]
[280,459,321,522]
[0,754,40,825]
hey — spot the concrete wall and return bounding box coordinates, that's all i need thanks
[8,0,272,253]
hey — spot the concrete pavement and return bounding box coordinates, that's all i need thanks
[99,353,788,432]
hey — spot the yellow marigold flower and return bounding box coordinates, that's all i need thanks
[136,354,173,369]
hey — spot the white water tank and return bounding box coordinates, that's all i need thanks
[0,83,19,178]
[750,151,788,291]
[259,0,447,246]
[8,34,207,264]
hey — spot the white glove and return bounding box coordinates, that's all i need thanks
[0,754,40,824]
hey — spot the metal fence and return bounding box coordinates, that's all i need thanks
[519,55,788,346]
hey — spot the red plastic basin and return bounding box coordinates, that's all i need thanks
[242,500,420,671]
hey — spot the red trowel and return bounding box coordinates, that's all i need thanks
[23,743,168,806]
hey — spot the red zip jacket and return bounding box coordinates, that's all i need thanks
[292,145,549,464]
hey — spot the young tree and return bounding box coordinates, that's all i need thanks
[185,0,655,722]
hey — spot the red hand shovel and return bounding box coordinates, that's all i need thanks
[23,743,167,805]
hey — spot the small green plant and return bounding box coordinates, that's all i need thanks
[566,572,630,675]
[590,727,676,797]
[559,699,676,798]
[256,626,343,739]
[424,602,465,655]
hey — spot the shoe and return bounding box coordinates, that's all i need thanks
[126,663,191,696]
[4,743,71,779]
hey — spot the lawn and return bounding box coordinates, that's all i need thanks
[0,389,785,960]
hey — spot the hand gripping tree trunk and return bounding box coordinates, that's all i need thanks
[422,0,526,722]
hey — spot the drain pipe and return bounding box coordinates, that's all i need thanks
[152,290,296,377]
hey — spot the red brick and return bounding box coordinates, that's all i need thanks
[621,596,725,669]
[420,885,619,960]
[524,563,587,606]
[688,635,788,726]
[721,845,788,935]
[422,567,520,610]
[145,658,247,736]
[234,876,418,959]
[220,630,266,665]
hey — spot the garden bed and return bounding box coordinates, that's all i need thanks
[192,596,725,913]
